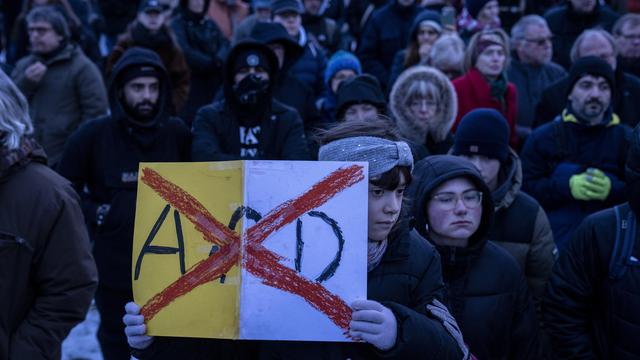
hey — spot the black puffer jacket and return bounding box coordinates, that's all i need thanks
[191,41,310,161]
[409,155,541,360]
[58,48,191,289]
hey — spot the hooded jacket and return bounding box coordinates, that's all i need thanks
[543,127,640,359]
[488,149,557,309]
[408,155,541,360]
[521,109,631,250]
[191,41,311,161]
[11,43,108,167]
[0,138,97,359]
[58,47,191,290]
[390,66,456,156]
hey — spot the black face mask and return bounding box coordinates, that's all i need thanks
[232,74,270,106]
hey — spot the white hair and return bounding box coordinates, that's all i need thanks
[0,70,33,150]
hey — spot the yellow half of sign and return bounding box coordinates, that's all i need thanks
[132,161,244,339]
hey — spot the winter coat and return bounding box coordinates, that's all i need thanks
[520,110,631,250]
[58,48,192,290]
[106,22,191,114]
[409,155,541,360]
[452,68,519,148]
[533,68,640,129]
[302,14,341,55]
[206,0,249,40]
[289,29,328,98]
[357,0,422,91]
[544,3,619,69]
[132,226,464,360]
[171,8,229,124]
[390,65,457,156]
[506,57,566,130]
[11,44,108,167]
[0,139,97,359]
[489,149,557,309]
[544,202,640,359]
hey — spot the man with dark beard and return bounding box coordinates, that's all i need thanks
[106,0,190,114]
[191,40,310,161]
[58,47,191,360]
[521,56,631,250]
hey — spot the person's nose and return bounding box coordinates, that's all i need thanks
[383,194,401,215]
[452,196,468,214]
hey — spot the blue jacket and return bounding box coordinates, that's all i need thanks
[290,29,327,98]
[521,110,631,249]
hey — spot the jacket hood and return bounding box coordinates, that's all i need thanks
[109,47,171,127]
[407,9,442,44]
[250,22,304,73]
[390,66,457,145]
[408,155,494,250]
[492,148,522,210]
[222,40,279,100]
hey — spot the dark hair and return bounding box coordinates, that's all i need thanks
[26,5,70,39]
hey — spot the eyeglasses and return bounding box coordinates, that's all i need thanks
[431,190,483,210]
[523,36,553,46]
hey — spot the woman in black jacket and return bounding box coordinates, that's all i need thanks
[408,154,541,359]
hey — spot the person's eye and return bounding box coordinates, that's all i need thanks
[370,189,384,197]
[396,188,405,195]
[437,195,454,203]
[463,192,481,203]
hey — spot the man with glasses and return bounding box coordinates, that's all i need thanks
[614,14,640,78]
[508,15,566,140]
[522,57,631,250]
[11,5,108,169]
[451,108,556,318]
[535,28,640,128]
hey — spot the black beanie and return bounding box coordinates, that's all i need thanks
[336,74,386,118]
[452,108,509,162]
[117,64,162,86]
[231,48,274,75]
[566,56,616,98]
[465,0,491,18]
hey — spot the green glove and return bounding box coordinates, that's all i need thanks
[583,168,612,200]
[570,173,591,200]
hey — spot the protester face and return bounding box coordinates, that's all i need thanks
[256,7,271,21]
[123,76,160,120]
[617,22,640,58]
[408,96,437,126]
[477,0,499,24]
[517,23,553,65]
[331,69,356,93]
[417,24,440,46]
[458,155,501,191]
[268,43,285,68]
[27,20,63,54]
[578,33,617,70]
[188,0,206,12]
[569,75,612,123]
[343,103,379,122]
[273,11,302,37]
[475,44,506,79]
[570,0,597,13]
[303,0,322,15]
[426,177,482,247]
[234,66,270,85]
[368,172,406,241]
[138,9,168,32]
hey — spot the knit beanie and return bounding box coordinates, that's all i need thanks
[465,0,491,19]
[324,51,362,91]
[566,56,616,98]
[336,74,386,118]
[452,108,509,162]
[231,47,274,75]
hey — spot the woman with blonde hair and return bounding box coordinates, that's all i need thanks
[452,28,519,148]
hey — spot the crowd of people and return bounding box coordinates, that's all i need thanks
[2,0,640,359]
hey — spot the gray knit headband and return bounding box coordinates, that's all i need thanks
[318,136,414,178]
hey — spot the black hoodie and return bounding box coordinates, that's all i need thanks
[58,47,191,289]
[408,155,541,360]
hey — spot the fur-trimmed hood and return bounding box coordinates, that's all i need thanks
[390,65,457,145]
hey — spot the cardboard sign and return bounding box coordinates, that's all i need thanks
[132,161,368,341]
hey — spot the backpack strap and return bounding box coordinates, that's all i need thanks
[609,205,638,279]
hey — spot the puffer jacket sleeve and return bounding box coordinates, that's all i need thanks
[543,214,602,359]
[526,207,557,304]
[9,183,98,358]
[380,244,463,359]
[191,105,239,161]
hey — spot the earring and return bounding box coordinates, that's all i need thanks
[425,223,430,232]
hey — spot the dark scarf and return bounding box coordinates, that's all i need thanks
[37,40,69,62]
[488,73,507,101]
[0,137,45,181]
[132,22,172,50]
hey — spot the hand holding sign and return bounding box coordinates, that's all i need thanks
[123,302,154,350]
[349,299,398,351]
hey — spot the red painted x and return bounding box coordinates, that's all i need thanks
[138,165,365,332]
